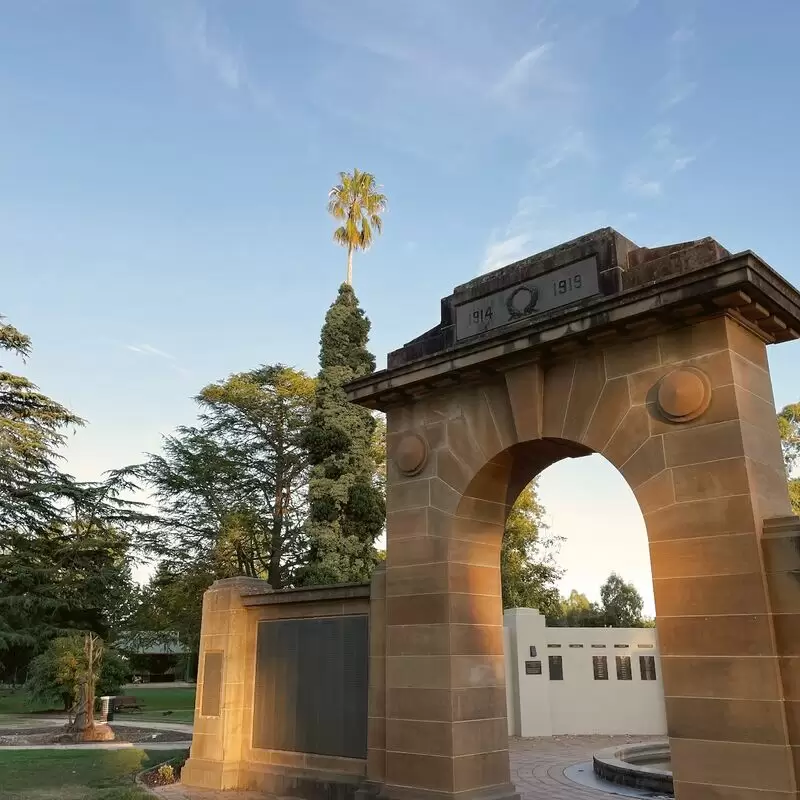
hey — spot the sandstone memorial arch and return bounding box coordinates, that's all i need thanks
[183,228,800,800]
[346,228,800,800]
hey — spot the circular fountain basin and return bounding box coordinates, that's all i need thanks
[593,741,673,795]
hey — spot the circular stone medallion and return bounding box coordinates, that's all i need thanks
[394,433,428,476]
[657,367,712,423]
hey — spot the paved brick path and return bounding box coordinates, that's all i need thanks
[153,786,263,799]
[154,735,661,799]
[511,735,660,798]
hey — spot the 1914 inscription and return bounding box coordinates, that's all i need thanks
[455,256,600,341]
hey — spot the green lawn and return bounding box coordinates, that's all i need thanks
[0,688,61,716]
[0,748,186,799]
[0,685,196,723]
[113,686,196,725]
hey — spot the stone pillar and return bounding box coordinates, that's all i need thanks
[634,317,797,799]
[181,576,270,791]
[383,401,518,800]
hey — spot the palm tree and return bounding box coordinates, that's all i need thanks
[327,169,387,286]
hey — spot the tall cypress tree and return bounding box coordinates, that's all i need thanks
[300,284,385,585]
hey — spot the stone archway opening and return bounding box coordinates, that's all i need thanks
[348,229,800,800]
[454,435,654,622]
[495,445,665,748]
[536,451,652,617]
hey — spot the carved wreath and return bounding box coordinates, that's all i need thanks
[506,286,539,319]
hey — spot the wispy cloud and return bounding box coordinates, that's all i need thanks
[146,0,272,110]
[663,81,697,110]
[186,10,245,92]
[620,122,696,199]
[661,25,697,110]
[126,343,175,360]
[650,123,674,154]
[298,0,493,101]
[492,44,554,105]
[671,26,694,44]
[483,233,536,274]
[481,195,607,273]
[624,174,662,198]
[671,155,695,172]
[482,195,550,272]
[529,128,594,175]
[647,123,697,174]
[296,0,506,162]
[297,0,590,165]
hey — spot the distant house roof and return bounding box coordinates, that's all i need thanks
[116,632,190,655]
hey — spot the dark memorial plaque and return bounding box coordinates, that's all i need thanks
[455,255,600,341]
[200,651,223,717]
[253,616,368,759]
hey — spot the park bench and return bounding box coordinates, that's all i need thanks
[112,695,143,712]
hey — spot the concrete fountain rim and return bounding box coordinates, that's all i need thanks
[592,740,672,795]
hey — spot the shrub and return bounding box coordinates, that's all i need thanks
[25,635,131,710]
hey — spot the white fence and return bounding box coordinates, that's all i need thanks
[503,608,667,737]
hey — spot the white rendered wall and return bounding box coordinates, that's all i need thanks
[504,608,667,737]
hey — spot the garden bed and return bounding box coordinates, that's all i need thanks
[0,725,192,746]
[137,753,187,788]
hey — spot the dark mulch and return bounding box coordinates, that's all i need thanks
[0,724,191,746]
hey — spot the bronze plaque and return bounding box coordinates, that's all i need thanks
[200,651,223,717]
[252,616,368,759]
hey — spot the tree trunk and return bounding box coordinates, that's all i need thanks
[269,531,283,589]
[346,246,353,286]
[85,636,95,730]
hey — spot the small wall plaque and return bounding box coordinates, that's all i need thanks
[200,651,224,717]
[525,660,542,675]
[640,655,658,681]
[593,655,609,681]
[616,655,633,681]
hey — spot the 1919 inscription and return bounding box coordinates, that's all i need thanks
[455,256,599,341]
[554,274,582,295]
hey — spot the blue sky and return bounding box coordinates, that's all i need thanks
[3,1,800,612]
